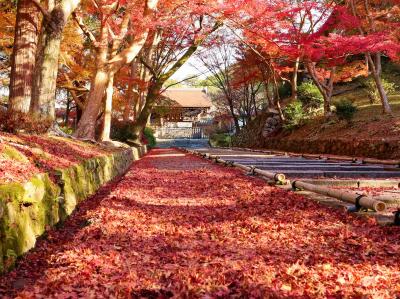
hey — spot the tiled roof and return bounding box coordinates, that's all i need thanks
[162,88,212,108]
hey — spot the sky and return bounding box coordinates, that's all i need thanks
[170,56,208,82]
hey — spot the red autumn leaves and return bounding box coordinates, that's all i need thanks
[0,149,399,298]
[0,133,116,183]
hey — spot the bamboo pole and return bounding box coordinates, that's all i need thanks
[362,158,400,166]
[254,168,286,182]
[292,180,386,212]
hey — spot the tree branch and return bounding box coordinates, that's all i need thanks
[159,21,222,84]
[161,73,204,92]
[30,0,51,18]
[139,57,158,78]
[72,11,98,45]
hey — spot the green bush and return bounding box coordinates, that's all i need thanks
[335,99,357,122]
[60,126,74,135]
[298,81,324,109]
[110,119,134,141]
[363,77,397,103]
[283,101,305,130]
[210,133,232,147]
[110,120,156,147]
[278,82,292,99]
[143,127,156,148]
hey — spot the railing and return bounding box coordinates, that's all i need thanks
[155,126,208,139]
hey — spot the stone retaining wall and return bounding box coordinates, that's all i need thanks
[0,145,147,272]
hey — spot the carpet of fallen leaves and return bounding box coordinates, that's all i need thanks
[1,148,400,298]
[0,133,116,183]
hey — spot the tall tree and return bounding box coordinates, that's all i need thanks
[130,16,222,143]
[8,0,39,114]
[198,39,241,132]
[73,0,159,140]
[348,0,399,114]
[30,0,81,121]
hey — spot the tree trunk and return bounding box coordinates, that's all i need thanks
[8,0,40,114]
[291,57,300,100]
[73,23,109,140]
[130,83,161,143]
[229,102,241,133]
[30,0,81,121]
[123,62,138,121]
[375,52,382,76]
[100,75,114,141]
[65,94,71,126]
[367,53,392,114]
[273,76,285,121]
[306,62,335,118]
[74,36,150,140]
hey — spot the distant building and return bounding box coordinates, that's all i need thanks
[150,88,213,139]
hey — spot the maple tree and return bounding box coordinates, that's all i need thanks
[0,0,399,138]
[226,0,400,117]
[127,2,223,142]
[73,0,160,141]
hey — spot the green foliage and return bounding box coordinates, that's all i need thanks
[283,101,305,130]
[335,99,357,122]
[363,77,397,103]
[278,82,292,99]
[298,81,324,108]
[60,126,74,135]
[143,127,156,148]
[210,133,232,147]
[110,120,134,142]
[111,121,156,147]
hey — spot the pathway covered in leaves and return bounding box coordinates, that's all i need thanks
[1,149,400,298]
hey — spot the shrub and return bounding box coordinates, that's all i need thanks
[60,126,74,135]
[363,77,397,103]
[143,127,156,148]
[278,82,292,99]
[110,119,133,141]
[335,99,357,122]
[283,101,305,130]
[298,81,324,109]
[210,133,232,147]
[110,120,156,147]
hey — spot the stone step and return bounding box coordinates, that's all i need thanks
[252,165,385,171]
[275,170,400,179]
[235,161,356,166]
[219,157,320,162]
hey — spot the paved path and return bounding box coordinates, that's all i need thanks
[156,138,210,149]
[1,149,399,298]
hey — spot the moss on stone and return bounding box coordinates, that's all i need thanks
[0,146,147,273]
[1,145,29,163]
[0,183,25,202]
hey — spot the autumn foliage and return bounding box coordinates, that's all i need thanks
[0,149,399,297]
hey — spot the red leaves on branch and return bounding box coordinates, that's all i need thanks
[0,149,399,298]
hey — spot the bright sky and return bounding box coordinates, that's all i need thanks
[170,56,207,82]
